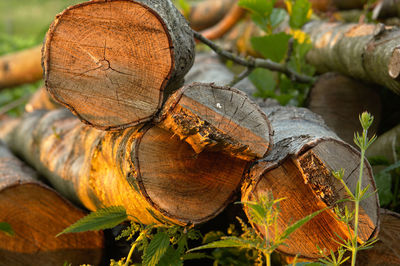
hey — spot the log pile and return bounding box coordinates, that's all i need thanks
[0,142,104,266]
[1,0,395,263]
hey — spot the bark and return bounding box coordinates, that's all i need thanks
[304,21,400,94]
[188,0,236,31]
[158,82,272,160]
[373,0,400,19]
[0,142,104,266]
[2,109,247,226]
[25,86,61,112]
[241,106,379,259]
[0,45,42,90]
[307,72,381,145]
[366,123,400,164]
[357,209,400,266]
[43,0,195,130]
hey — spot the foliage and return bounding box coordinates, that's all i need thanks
[318,112,378,266]
[57,206,128,236]
[239,0,315,106]
[188,193,326,266]
[0,222,14,236]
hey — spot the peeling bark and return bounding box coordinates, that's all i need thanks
[2,109,247,226]
[242,105,379,259]
[0,142,104,266]
[304,21,400,94]
[159,82,272,160]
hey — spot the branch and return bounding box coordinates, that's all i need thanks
[193,30,316,84]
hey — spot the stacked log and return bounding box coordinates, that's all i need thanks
[0,142,104,265]
[242,106,379,259]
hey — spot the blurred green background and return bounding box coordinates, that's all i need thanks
[0,0,83,115]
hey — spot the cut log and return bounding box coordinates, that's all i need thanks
[307,72,381,145]
[2,109,247,226]
[304,21,400,94]
[25,86,61,112]
[242,106,379,259]
[188,0,236,31]
[200,5,246,41]
[0,45,42,90]
[0,142,104,266]
[43,0,195,130]
[366,123,400,164]
[158,83,272,160]
[357,209,400,265]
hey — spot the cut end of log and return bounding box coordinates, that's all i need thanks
[136,125,248,224]
[43,0,179,129]
[159,83,272,161]
[242,139,379,259]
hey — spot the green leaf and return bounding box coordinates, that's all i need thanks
[187,237,258,253]
[295,263,324,266]
[251,33,291,62]
[249,68,276,99]
[375,172,393,206]
[270,8,288,28]
[57,206,127,236]
[289,0,312,29]
[0,222,14,236]
[238,0,276,18]
[157,246,182,266]
[281,208,327,241]
[181,252,211,261]
[143,231,170,266]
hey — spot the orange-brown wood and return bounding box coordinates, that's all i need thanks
[25,86,61,112]
[43,0,194,130]
[0,144,104,266]
[0,45,42,90]
[160,83,272,160]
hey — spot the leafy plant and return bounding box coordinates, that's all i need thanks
[0,222,14,236]
[318,112,378,266]
[188,193,326,266]
[238,0,315,106]
[58,206,203,266]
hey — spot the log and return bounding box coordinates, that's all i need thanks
[188,0,236,31]
[2,109,248,226]
[366,124,400,164]
[307,72,381,145]
[241,106,379,259]
[158,83,272,160]
[373,0,400,19]
[43,0,195,130]
[357,209,400,265]
[304,21,400,94]
[0,45,42,90]
[0,142,104,266]
[25,86,61,112]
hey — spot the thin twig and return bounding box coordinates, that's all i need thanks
[228,67,254,87]
[193,30,316,84]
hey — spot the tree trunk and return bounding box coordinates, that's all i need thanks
[307,72,381,145]
[158,82,272,160]
[366,123,400,165]
[0,142,104,266]
[304,21,400,94]
[2,109,248,226]
[0,45,42,90]
[25,86,61,112]
[188,0,236,31]
[357,209,400,266]
[43,0,195,130]
[242,106,379,259]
